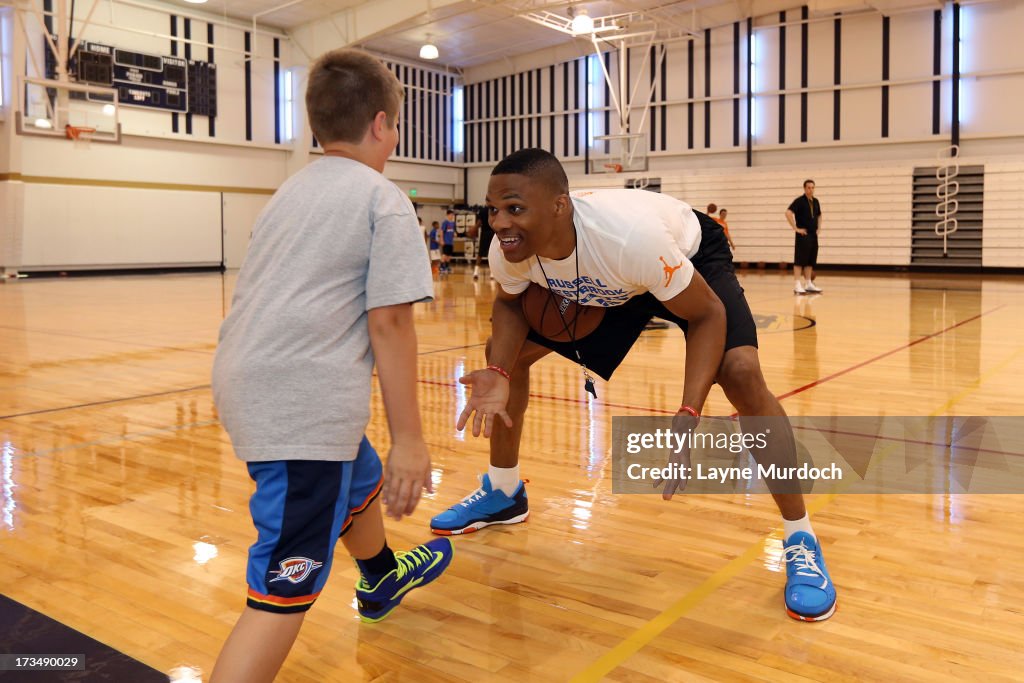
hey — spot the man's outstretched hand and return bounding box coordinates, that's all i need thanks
[456,368,514,437]
[654,412,700,500]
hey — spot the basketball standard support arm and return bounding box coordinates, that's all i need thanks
[515,4,695,170]
[588,32,665,171]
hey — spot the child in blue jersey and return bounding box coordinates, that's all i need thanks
[429,220,442,266]
[440,210,457,273]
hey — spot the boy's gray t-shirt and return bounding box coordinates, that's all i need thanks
[212,157,433,462]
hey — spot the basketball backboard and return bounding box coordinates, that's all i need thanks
[589,133,647,174]
[15,77,121,144]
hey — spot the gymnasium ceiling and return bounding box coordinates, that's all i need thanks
[179,0,947,68]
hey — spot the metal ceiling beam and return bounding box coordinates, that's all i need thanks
[288,0,464,53]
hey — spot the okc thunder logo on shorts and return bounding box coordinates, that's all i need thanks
[268,557,324,584]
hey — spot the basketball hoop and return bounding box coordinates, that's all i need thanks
[590,133,646,174]
[65,125,96,141]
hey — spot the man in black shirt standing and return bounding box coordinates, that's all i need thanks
[786,179,823,294]
[473,205,494,280]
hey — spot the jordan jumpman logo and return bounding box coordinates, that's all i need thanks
[659,256,683,287]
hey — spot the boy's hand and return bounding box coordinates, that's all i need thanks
[456,369,513,437]
[382,439,433,520]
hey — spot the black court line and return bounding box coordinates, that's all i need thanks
[0,325,216,356]
[17,419,220,459]
[6,320,1012,460]
[731,278,1024,296]
[0,594,166,682]
[418,342,486,356]
[0,385,211,421]
[905,285,1018,293]
[420,304,1002,419]
[10,295,1005,424]
[0,343,488,421]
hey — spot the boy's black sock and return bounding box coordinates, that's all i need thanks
[356,544,398,586]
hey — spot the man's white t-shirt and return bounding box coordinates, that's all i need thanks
[490,189,702,307]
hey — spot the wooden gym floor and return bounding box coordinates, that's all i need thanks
[1,267,1022,682]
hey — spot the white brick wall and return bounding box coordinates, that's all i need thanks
[571,165,914,267]
[983,162,1024,268]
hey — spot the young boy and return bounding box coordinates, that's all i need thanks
[210,48,453,683]
[432,148,836,623]
[429,220,442,271]
[440,210,457,273]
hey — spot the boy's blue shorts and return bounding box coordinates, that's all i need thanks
[244,436,383,613]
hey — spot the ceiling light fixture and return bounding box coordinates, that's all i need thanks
[182,1,209,5]
[569,7,594,35]
[419,35,439,60]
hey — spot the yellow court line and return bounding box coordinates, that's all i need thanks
[572,343,1024,682]
[570,493,838,683]
[931,345,1024,415]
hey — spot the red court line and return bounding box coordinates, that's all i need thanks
[417,378,675,415]
[773,305,1005,402]
[419,305,1004,416]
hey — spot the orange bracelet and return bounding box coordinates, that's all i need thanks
[678,405,700,418]
[486,365,511,381]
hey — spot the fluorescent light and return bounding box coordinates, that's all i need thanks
[571,10,594,35]
[419,43,439,60]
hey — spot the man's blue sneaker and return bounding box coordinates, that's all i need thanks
[430,474,529,535]
[355,537,454,623]
[783,531,837,622]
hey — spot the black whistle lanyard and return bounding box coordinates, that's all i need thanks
[534,227,597,398]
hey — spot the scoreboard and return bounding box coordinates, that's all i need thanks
[48,39,217,117]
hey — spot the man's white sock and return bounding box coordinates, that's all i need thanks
[783,513,816,542]
[488,465,520,496]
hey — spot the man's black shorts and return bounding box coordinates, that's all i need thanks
[794,232,819,267]
[525,210,757,381]
[441,244,455,257]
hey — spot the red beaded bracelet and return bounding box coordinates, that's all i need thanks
[486,365,511,381]
[678,405,700,419]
